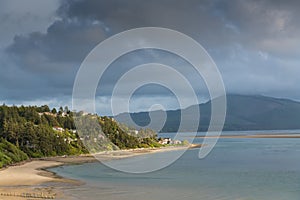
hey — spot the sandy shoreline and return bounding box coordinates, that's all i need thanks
[0,145,194,199]
[0,161,66,200]
[0,161,64,186]
[0,133,297,199]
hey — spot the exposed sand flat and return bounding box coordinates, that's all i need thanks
[42,145,192,163]
[0,161,66,200]
[0,161,63,186]
[195,134,300,139]
[93,145,194,160]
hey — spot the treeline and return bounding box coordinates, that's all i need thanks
[70,115,161,153]
[99,117,160,149]
[0,105,160,167]
[0,105,87,167]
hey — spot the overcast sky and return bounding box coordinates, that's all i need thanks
[1,0,300,115]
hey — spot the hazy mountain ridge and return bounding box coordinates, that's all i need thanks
[115,94,300,132]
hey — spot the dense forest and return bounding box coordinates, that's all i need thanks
[0,105,161,168]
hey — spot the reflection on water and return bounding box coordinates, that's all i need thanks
[50,131,300,200]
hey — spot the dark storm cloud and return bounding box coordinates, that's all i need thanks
[0,0,59,48]
[2,6,110,102]
[56,0,234,46]
[1,0,300,113]
[56,0,300,53]
[215,0,300,58]
[7,18,108,67]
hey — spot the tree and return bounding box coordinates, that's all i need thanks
[64,106,69,113]
[51,108,57,114]
[0,104,160,167]
[58,106,63,115]
[41,105,50,112]
[36,105,50,113]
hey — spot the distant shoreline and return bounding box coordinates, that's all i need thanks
[0,145,196,200]
[195,134,300,139]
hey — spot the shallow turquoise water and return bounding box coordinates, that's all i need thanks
[50,133,300,200]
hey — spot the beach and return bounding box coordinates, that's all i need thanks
[0,145,192,200]
[2,133,298,200]
[0,161,66,200]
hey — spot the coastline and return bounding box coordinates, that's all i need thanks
[0,145,195,200]
[1,133,298,199]
[195,134,300,139]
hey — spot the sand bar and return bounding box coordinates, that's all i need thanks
[195,134,300,139]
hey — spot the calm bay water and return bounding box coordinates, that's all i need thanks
[49,131,300,200]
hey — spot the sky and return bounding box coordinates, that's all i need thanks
[0,0,300,115]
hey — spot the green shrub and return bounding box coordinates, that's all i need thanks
[0,139,28,168]
[0,151,12,168]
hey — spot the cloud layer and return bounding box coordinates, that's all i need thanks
[1,0,300,114]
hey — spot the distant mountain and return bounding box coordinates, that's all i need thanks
[115,94,300,132]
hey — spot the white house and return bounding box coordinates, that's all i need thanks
[159,138,172,145]
[53,126,64,132]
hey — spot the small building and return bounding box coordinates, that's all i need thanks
[173,140,182,145]
[70,129,77,134]
[98,134,105,139]
[53,126,64,132]
[159,138,172,145]
[39,112,56,117]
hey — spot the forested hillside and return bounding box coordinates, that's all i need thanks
[0,105,160,168]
